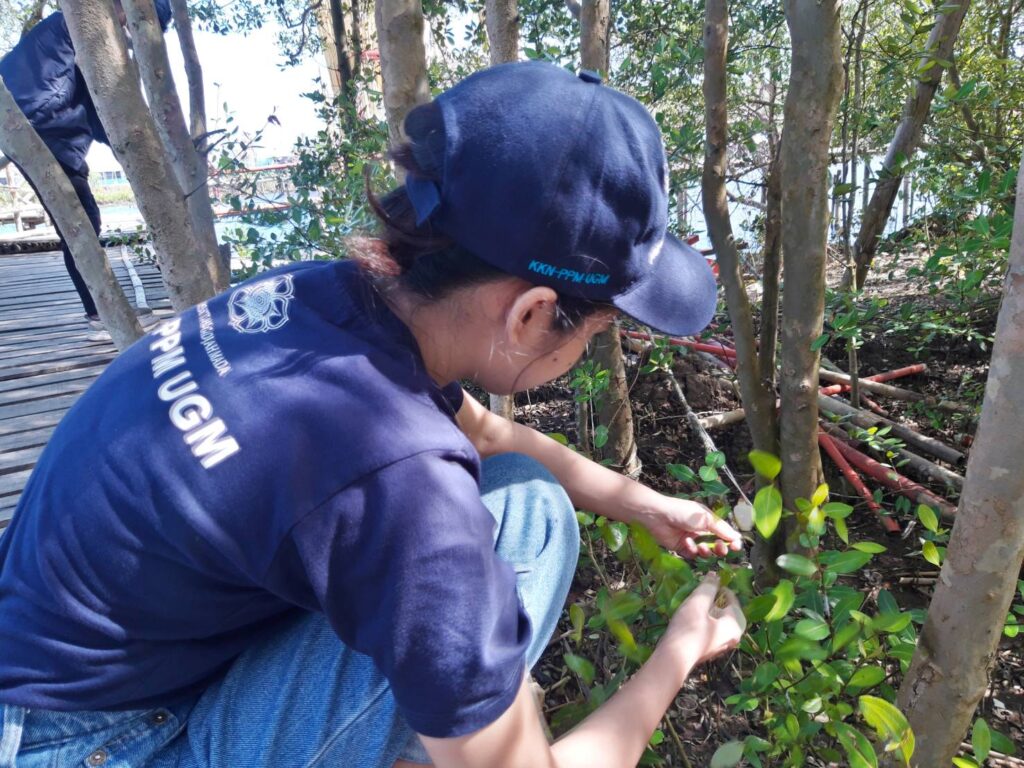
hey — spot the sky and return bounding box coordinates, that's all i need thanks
[87,21,324,171]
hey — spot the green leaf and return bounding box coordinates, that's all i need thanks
[990,728,1016,756]
[710,740,745,768]
[593,425,609,449]
[811,333,831,352]
[748,450,782,481]
[853,542,887,554]
[753,485,783,539]
[917,504,939,533]
[564,653,595,686]
[765,579,796,622]
[699,465,720,483]
[848,666,886,690]
[546,432,569,446]
[922,540,942,567]
[776,553,818,578]
[826,550,874,574]
[835,516,850,545]
[569,604,585,643]
[667,463,697,483]
[776,636,828,662]
[859,695,915,765]
[604,590,644,621]
[794,617,831,641]
[706,451,727,469]
[824,502,855,519]
[972,718,991,764]
[952,758,980,768]
[744,594,777,623]
[832,620,862,653]
[834,722,879,768]
[872,612,912,633]
[811,483,830,508]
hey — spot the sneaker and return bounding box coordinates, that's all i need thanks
[86,329,111,343]
[85,314,104,331]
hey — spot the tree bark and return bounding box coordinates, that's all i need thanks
[574,0,639,475]
[485,0,519,66]
[61,0,220,311]
[758,144,781,394]
[847,0,971,289]
[895,149,1024,767]
[702,0,777,458]
[374,0,430,159]
[777,0,844,517]
[0,77,142,350]
[124,0,225,291]
[168,0,205,150]
[484,0,519,421]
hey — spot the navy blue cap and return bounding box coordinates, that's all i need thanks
[404,60,717,337]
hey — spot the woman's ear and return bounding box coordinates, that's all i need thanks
[505,285,560,350]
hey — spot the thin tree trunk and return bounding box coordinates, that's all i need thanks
[704,0,780,579]
[896,149,1024,767]
[329,0,356,102]
[351,0,364,81]
[574,0,638,475]
[61,0,219,311]
[485,0,519,65]
[124,0,226,292]
[847,0,971,289]
[374,0,430,159]
[759,145,781,392]
[778,0,844,519]
[0,77,142,350]
[484,0,520,421]
[168,0,205,149]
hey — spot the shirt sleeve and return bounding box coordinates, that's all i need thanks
[264,450,530,738]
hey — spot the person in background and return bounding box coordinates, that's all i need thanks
[0,0,170,333]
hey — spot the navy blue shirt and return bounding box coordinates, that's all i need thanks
[0,261,530,738]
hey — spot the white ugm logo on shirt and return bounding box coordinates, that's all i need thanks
[228,274,295,334]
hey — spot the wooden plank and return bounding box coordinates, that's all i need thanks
[0,443,46,473]
[0,392,82,422]
[0,378,92,408]
[0,364,104,394]
[0,469,33,497]
[0,425,57,454]
[0,409,67,438]
[0,353,116,384]
[0,343,114,371]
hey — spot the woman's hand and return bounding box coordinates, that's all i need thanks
[634,495,744,558]
[663,572,746,667]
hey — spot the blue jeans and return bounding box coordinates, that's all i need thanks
[0,454,579,768]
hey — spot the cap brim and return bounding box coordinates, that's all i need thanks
[611,234,718,336]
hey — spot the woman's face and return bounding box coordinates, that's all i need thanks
[502,310,618,394]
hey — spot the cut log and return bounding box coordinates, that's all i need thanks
[818,394,965,465]
[818,364,927,395]
[819,421,957,521]
[829,420,965,491]
[620,329,737,359]
[818,431,901,534]
[698,407,748,430]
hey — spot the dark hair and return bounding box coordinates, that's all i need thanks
[351,103,610,333]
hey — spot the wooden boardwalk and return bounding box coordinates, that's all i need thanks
[0,247,171,528]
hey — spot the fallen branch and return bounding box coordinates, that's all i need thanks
[818,431,901,534]
[819,422,957,521]
[818,394,965,465]
[818,369,971,414]
[818,364,927,396]
[698,407,749,430]
[828,420,965,491]
[621,329,737,359]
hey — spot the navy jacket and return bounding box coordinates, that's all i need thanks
[0,3,171,172]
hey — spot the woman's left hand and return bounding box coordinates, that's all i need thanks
[634,496,744,559]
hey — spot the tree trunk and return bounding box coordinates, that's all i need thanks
[0,77,142,350]
[702,0,777,457]
[168,0,206,150]
[895,149,1024,767]
[579,0,610,75]
[758,145,781,393]
[60,0,220,311]
[777,0,844,517]
[124,0,226,291]
[485,0,519,66]
[329,0,356,102]
[574,0,638,475]
[374,0,430,158]
[484,0,519,421]
[847,0,971,289]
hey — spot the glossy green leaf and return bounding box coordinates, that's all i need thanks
[859,695,915,765]
[564,653,595,686]
[569,604,585,643]
[753,485,783,539]
[872,612,912,633]
[917,504,939,533]
[972,718,991,764]
[811,483,829,508]
[794,617,831,641]
[710,740,745,768]
[826,550,874,574]
[834,722,879,768]
[765,579,796,622]
[667,463,697,483]
[922,541,942,567]
[823,501,855,519]
[748,450,781,481]
[776,553,818,577]
[852,542,887,554]
[952,758,980,768]
[744,594,777,623]
[848,666,886,690]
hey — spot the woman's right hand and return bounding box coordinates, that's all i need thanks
[663,572,746,667]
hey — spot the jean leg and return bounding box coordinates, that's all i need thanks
[61,164,101,317]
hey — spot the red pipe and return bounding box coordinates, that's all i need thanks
[825,432,957,520]
[819,364,928,396]
[621,330,737,359]
[818,432,901,534]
